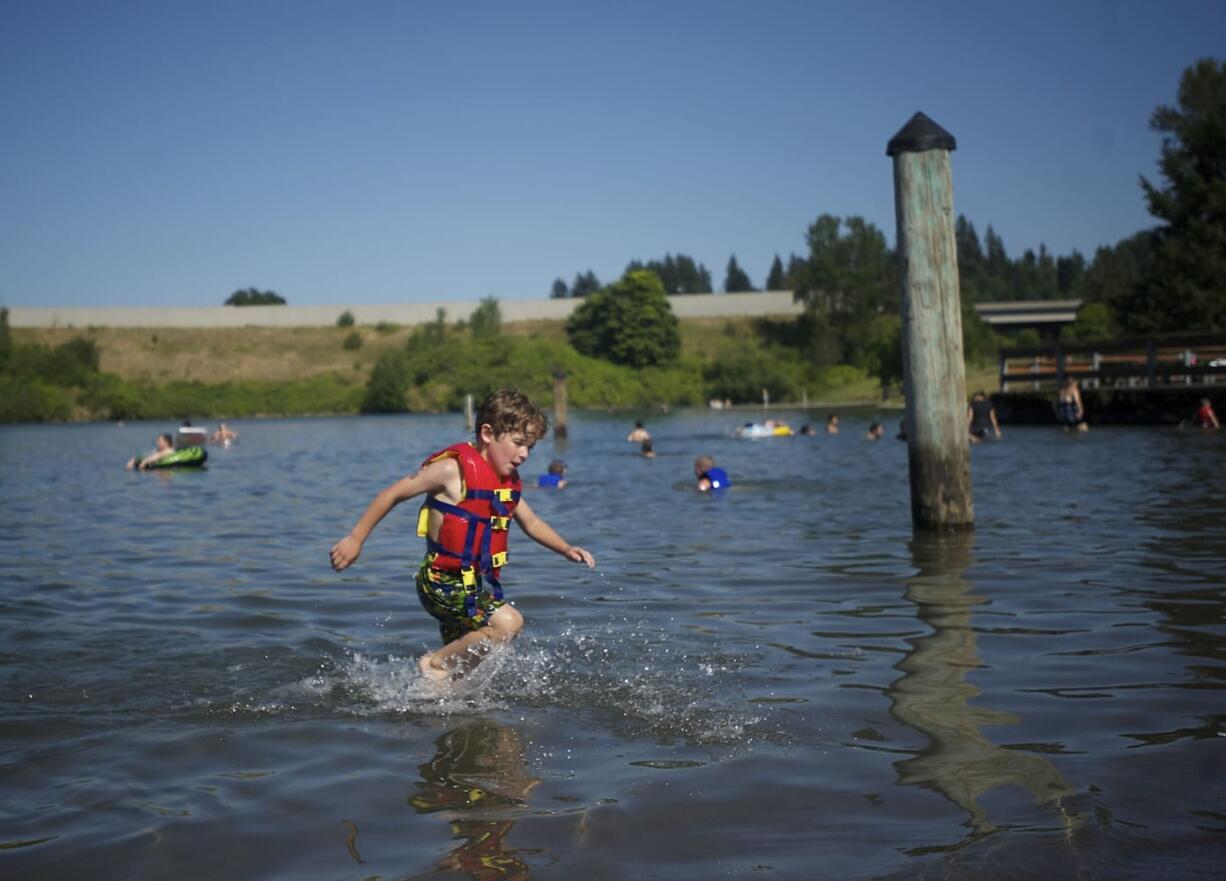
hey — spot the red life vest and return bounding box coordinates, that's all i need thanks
[417,442,521,594]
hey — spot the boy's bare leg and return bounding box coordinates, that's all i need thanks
[419,604,524,679]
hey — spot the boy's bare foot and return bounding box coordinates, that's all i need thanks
[418,653,449,681]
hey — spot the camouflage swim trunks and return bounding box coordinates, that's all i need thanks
[414,558,506,644]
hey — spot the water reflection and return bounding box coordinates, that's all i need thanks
[407,720,542,880]
[889,534,1076,836]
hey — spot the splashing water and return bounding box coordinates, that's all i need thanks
[296,621,771,745]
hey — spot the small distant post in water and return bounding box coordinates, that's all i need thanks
[553,371,568,440]
[887,112,974,531]
[464,393,474,432]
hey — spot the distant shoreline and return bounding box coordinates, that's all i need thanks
[7,291,802,329]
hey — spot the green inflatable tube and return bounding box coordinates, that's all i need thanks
[144,446,208,468]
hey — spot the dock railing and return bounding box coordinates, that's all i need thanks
[999,333,1226,392]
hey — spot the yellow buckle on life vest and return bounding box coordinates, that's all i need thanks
[490,515,510,531]
[494,487,514,502]
[461,567,477,588]
[416,505,430,538]
[490,550,508,568]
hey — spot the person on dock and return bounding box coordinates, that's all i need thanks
[694,454,730,492]
[125,433,175,470]
[1195,397,1220,429]
[1058,378,1088,432]
[330,389,595,680]
[967,390,1001,442]
[537,459,567,488]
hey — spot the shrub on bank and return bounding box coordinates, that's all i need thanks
[0,376,75,422]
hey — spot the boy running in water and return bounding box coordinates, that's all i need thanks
[330,389,595,679]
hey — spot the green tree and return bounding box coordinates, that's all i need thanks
[1056,252,1086,296]
[1131,57,1226,332]
[723,255,754,292]
[469,296,502,338]
[0,307,11,373]
[336,310,355,327]
[765,255,786,291]
[783,254,807,290]
[1080,232,1154,318]
[853,313,903,397]
[566,270,680,367]
[982,225,1011,299]
[571,271,601,298]
[626,254,712,294]
[362,352,409,412]
[791,215,897,368]
[1060,301,1119,343]
[794,215,895,323]
[550,277,569,299]
[225,287,286,306]
[955,215,987,302]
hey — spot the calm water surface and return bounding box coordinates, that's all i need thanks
[2,410,1224,880]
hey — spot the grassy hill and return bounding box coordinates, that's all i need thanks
[7,317,999,421]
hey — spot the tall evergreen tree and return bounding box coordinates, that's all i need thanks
[955,215,987,301]
[765,255,786,291]
[1056,252,1086,296]
[626,254,712,294]
[1036,244,1058,297]
[1080,233,1154,311]
[723,255,754,292]
[1131,57,1226,332]
[550,278,569,299]
[571,270,601,298]
[982,226,1011,300]
[0,307,11,373]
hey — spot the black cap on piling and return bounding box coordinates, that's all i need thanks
[886,112,956,157]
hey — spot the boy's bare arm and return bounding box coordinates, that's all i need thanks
[330,458,458,572]
[513,497,595,568]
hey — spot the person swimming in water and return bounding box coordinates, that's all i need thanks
[537,459,567,488]
[694,454,730,492]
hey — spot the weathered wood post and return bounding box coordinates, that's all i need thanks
[888,112,974,531]
[464,393,474,432]
[553,371,568,440]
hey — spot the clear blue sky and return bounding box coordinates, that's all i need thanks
[2,0,1223,309]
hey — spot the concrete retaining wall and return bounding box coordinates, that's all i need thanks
[9,291,802,328]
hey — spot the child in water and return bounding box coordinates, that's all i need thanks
[1195,397,1220,429]
[694,455,730,492]
[330,389,595,679]
[537,459,567,488]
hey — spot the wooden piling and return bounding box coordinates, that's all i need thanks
[888,112,974,531]
[464,393,474,432]
[553,371,568,440]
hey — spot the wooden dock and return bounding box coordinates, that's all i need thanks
[993,333,1226,424]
